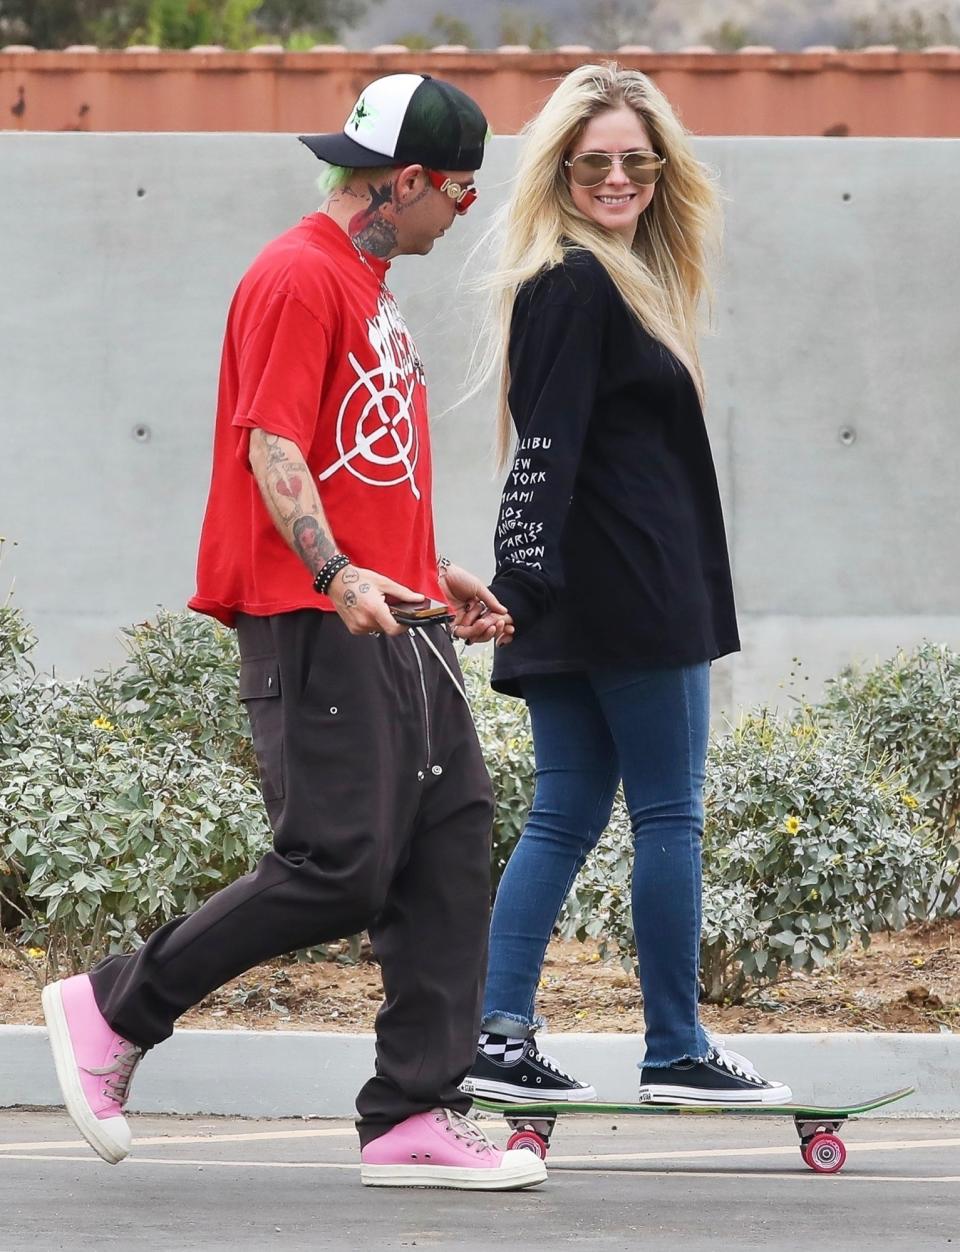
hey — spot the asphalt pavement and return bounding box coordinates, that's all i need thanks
[0,1109,957,1250]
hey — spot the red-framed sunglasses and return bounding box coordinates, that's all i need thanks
[425,170,478,215]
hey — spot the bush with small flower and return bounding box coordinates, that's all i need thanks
[0,603,270,981]
[558,710,936,1002]
[1,584,955,1001]
[818,641,960,916]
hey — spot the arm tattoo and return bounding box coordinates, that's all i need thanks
[292,516,336,574]
[266,461,309,522]
[342,589,358,608]
[340,568,360,585]
[263,433,286,467]
[251,430,338,576]
[358,583,371,594]
[271,469,305,501]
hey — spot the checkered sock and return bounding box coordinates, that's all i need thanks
[478,1031,527,1064]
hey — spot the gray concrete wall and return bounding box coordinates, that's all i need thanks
[1,133,958,714]
[3,1026,958,1116]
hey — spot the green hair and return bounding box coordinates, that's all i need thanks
[316,163,399,198]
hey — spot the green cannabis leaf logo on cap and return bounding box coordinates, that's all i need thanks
[348,96,377,132]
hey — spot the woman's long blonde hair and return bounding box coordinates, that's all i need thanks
[472,63,722,467]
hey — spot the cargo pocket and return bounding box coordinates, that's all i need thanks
[239,656,285,804]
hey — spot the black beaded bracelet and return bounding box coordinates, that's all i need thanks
[313,553,350,596]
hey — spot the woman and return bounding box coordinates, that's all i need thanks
[463,64,790,1105]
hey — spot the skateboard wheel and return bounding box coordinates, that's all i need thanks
[506,1130,549,1159]
[802,1133,846,1174]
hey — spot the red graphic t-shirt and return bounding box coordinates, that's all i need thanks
[189,213,443,626]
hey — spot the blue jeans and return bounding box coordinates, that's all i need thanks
[481,663,710,1068]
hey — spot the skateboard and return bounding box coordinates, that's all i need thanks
[473,1087,915,1174]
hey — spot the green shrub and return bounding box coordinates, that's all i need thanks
[103,609,255,773]
[462,655,535,890]
[559,711,936,1002]
[819,642,960,914]
[0,691,270,981]
[700,711,935,1000]
[0,600,269,978]
[1,597,948,1003]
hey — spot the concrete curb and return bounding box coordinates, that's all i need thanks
[1,1027,958,1118]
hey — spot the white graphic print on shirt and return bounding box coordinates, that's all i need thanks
[496,435,552,569]
[318,291,427,499]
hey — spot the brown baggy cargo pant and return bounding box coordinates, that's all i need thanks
[90,609,494,1143]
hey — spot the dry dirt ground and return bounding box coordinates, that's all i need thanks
[2,918,958,1036]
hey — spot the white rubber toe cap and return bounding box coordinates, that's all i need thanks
[97,1115,132,1158]
[499,1148,548,1186]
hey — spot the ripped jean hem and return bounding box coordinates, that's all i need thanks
[638,1051,711,1071]
[639,1028,712,1070]
[481,1010,545,1039]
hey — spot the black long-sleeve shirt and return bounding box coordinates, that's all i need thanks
[487,248,739,696]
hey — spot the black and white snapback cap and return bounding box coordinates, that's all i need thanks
[299,74,488,171]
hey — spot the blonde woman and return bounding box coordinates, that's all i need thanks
[463,65,791,1105]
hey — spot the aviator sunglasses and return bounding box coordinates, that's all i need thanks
[564,150,666,188]
[426,170,478,214]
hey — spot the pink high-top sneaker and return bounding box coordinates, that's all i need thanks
[42,974,142,1164]
[360,1108,547,1190]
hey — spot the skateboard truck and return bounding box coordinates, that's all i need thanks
[793,1117,847,1174]
[504,1115,556,1159]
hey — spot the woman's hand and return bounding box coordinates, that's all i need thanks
[440,561,515,646]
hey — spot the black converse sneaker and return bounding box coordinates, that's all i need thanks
[461,1033,597,1103]
[638,1039,792,1106]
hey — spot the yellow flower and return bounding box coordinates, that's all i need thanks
[784,815,801,834]
[901,792,919,810]
[26,947,44,959]
[91,715,114,732]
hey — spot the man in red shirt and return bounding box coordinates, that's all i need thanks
[41,74,543,1192]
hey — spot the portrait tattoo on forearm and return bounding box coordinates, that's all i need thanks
[292,516,335,574]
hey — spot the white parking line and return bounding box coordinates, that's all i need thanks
[2,1129,958,1164]
[0,1127,355,1153]
[556,1169,960,1183]
[548,1136,960,1165]
[0,1153,957,1184]
[0,1153,357,1169]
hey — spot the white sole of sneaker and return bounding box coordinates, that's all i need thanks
[41,982,128,1165]
[361,1158,547,1190]
[461,1077,597,1104]
[638,1083,793,1106]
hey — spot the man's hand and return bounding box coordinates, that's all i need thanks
[439,561,515,646]
[329,566,424,637]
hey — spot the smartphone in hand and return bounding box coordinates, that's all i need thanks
[385,596,455,627]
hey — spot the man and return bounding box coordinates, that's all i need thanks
[41,73,543,1192]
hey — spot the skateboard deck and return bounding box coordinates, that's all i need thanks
[472,1086,915,1174]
